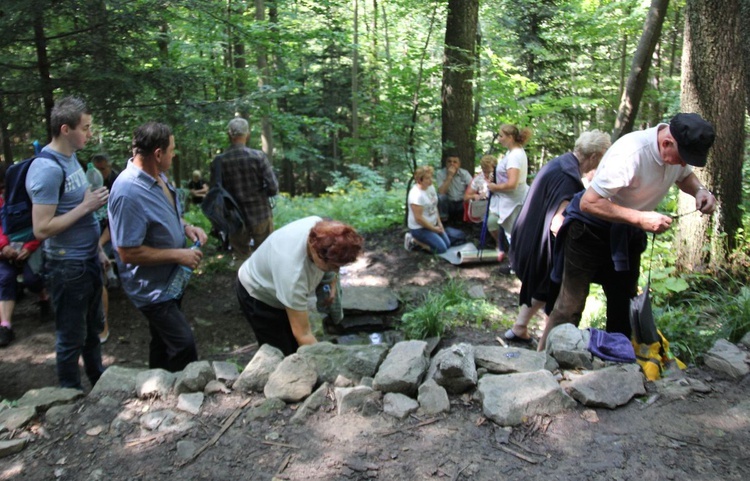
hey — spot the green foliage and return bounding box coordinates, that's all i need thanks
[400,278,505,339]
[273,171,406,233]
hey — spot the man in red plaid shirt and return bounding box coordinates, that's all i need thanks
[211,117,279,260]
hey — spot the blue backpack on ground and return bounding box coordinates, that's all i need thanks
[1,151,65,236]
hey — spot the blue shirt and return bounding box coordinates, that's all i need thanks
[25,147,100,260]
[108,160,186,308]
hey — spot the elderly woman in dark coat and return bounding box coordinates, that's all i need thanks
[504,130,611,342]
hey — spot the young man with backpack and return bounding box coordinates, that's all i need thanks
[25,96,110,390]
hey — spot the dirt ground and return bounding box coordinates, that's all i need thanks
[1,225,749,480]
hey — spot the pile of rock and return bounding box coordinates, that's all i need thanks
[2,325,748,460]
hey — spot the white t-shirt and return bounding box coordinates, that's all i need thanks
[237,216,325,311]
[490,147,529,222]
[590,125,693,211]
[407,184,439,230]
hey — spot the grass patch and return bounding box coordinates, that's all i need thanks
[400,278,505,339]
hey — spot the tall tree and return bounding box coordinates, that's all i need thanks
[441,0,478,171]
[611,0,669,141]
[675,0,747,270]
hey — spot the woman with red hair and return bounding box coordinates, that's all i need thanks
[236,216,364,355]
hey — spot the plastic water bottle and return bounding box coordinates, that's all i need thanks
[164,241,201,300]
[86,162,104,190]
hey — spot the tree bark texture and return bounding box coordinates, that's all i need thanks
[32,8,54,143]
[255,0,274,161]
[742,0,750,115]
[676,0,747,270]
[441,0,478,172]
[611,0,669,142]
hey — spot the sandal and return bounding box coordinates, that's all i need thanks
[503,328,531,344]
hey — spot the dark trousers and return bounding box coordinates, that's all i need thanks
[235,278,298,356]
[138,299,198,372]
[547,220,644,337]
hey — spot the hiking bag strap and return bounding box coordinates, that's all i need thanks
[645,231,656,288]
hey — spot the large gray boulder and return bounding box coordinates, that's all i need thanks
[477,370,576,426]
[136,369,176,399]
[234,344,285,393]
[427,343,476,394]
[91,366,143,397]
[704,339,749,379]
[564,364,645,408]
[373,340,429,396]
[264,354,318,402]
[298,342,388,384]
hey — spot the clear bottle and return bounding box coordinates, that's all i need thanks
[164,241,201,300]
[86,162,104,190]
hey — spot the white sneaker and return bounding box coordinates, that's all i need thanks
[404,232,414,251]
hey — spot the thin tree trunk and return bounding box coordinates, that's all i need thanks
[612,0,669,141]
[32,8,54,143]
[351,0,359,144]
[255,0,274,161]
[742,0,750,115]
[676,0,746,270]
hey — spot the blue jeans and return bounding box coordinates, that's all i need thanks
[46,257,105,390]
[138,298,198,372]
[411,226,466,254]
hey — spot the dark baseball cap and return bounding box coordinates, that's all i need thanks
[669,113,715,167]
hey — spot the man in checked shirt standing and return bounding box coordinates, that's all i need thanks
[211,117,279,261]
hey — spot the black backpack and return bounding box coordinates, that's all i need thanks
[201,157,245,237]
[1,151,65,235]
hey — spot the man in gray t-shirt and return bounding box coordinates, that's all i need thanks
[435,153,472,223]
[26,96,109,390]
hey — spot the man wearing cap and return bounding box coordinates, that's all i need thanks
[210,117,279,261]
[538,113,717,350]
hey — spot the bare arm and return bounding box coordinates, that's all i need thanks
[488,168,520,193]
[285,307,317,347]
[579,188,673,233]
[675,172,717,214]
[437,168,456,195]
[549,200,570,237]
[31,187,109,241]
[117,245,203,269]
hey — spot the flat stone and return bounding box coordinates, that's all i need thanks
[176,440,198,460]
[246,398,286,422]
[0,406,36,432]
[474,345,551,374]
[45,404,76,425]
[176,392,204,415]
[291,383,331,424]
[335,386,379,415]
[17,387,84,413]
[175,361,215,394]
[204,380,231,395]
[140,409,195,433]
[0,438,28,458]
[341,286,399,312]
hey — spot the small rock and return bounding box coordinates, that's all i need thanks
[581,409,599,423]
[383,393,419,420]
[176,440,198,459]
[176,392,204,415]
[204,380,231,395]
[0,438,28,458]
[417,379,450,415]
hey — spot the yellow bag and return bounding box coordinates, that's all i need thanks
[631,330,687,381]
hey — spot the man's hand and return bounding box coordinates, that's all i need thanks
[695,189,716,215]
[176,247,203,270]
[98,248,110,270]
[16,248,31,263]
[1,245,18,261]
[184,225,208,246]
[639,212,673,233]
[446,164,458,177]
[82,187,109,213]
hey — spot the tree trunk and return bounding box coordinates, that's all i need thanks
[32,8,54,143]
[742,0,750,115]
[675,0,746,270]
[351,0,359,146]
[612,0,669,142]
[441,0,478,172]
[255,0,274,162]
